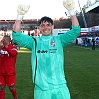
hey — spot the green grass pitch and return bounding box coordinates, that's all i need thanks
[5,45,99,99]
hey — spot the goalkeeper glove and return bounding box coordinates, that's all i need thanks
[63,0,75,16]
[17,4,30,20]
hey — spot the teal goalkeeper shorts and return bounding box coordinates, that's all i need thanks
[34,85,71,99]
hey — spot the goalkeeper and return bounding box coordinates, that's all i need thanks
[12,0,81,99]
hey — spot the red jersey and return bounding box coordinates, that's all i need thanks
[0,51,1,71]
[0,44,18,75]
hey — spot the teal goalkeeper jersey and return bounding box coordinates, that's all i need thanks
[12,26,80,90]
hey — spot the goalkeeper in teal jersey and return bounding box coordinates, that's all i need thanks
[12,0,81,99]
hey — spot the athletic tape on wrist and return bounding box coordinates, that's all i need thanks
[16,15,24,21]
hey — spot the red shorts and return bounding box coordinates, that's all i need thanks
[0,75,16,87]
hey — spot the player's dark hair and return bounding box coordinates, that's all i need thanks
[39,16,53,25]
[3,35,11,42]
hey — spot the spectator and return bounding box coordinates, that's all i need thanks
[92,37,95,50]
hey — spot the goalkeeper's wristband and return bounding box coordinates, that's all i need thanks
[68,9,76,16]
[16,14,24,21]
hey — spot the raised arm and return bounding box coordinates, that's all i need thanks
[13,4,30,32]
[71,16,79,27]
[63,0,79,27]
[13,20,21,32]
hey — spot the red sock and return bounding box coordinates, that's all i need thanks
[10,88,18,99]
[0,90,5,99]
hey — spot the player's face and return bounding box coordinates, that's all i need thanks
[1,37,8,45]
[39,21,54,36]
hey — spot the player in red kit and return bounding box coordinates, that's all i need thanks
[0,40,3,77]
[0,39,3,63]
[0,35,18,99]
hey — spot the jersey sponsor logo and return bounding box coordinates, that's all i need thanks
[0,50,8,54]
[37,49,57,54]
[37,50,48,53]
[49,49,57,53]
[0,50,9,56]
